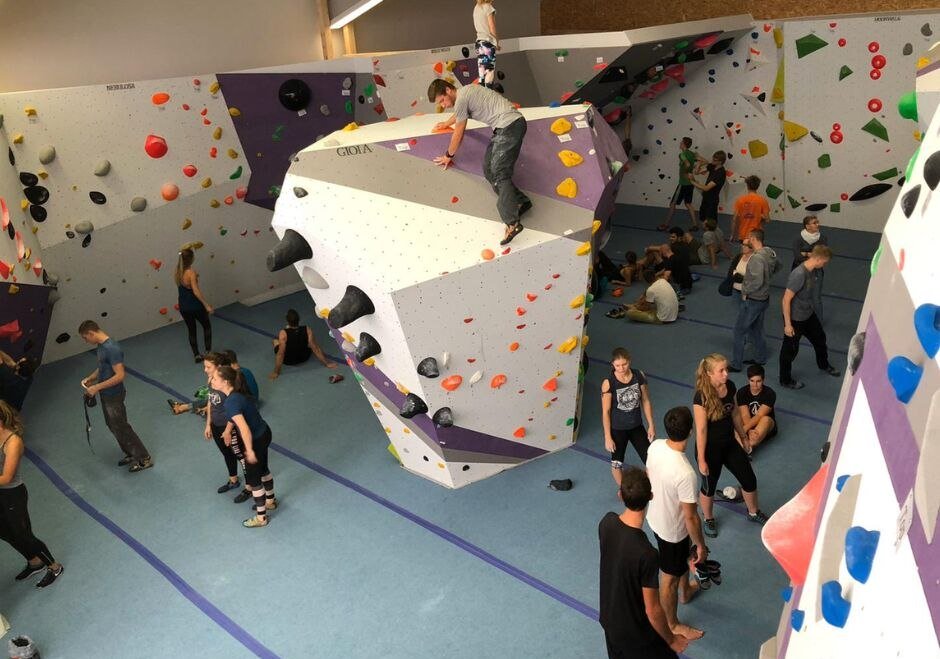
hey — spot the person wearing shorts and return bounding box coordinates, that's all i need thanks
[601,348,655,491]
[660,137,700,230]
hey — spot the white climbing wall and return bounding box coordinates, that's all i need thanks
[0,129,44,285]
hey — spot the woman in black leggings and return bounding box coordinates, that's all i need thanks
[175,247,213,363]
[201,353,251,501]
[693,353,767,538]
[212,366,276,528]
[0,401,64,588]
[601,347,655,492]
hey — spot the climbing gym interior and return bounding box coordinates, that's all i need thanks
[0,1,937,657]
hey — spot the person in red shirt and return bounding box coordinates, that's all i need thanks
[731,176,770,242]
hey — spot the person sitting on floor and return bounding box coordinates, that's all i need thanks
[655,244,693,296]
[270,309,337,380]
[607,269,679,324]
[613,251,640,286]
[699,219,733,269]
[735,364,777,455]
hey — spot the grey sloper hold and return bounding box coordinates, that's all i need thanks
[38,145,56,165]
[293,187,308,198]
[416,357,440,378]
[848,332,866,375]
[130,196,147,212]
[399,393,428,419]
[355,332,381,361]
[94,160,111,176]
[432,407,454,427]
[267,228,312,272]
[328,285,375,328]
[74,220,94,235]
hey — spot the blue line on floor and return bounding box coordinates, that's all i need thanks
[120,363,602,623]
[24,448,278,659]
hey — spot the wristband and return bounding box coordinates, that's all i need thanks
[445,151,454,159]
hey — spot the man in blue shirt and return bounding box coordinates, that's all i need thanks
[79,321,152,472]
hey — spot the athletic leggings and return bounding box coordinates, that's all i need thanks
[610,426,649,467]
[181,308,212,357]
[0,484,56,566]
[211,423,239,479]
[476,40,497,86]
[699,432,757,497]
[244,428,272,489]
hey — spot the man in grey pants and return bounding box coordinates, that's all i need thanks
[79,321,152,472]
[729,229,779,373]
[429,80,531,245]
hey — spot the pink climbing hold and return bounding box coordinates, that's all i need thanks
[144,134,168,158]
[224,196,234,205]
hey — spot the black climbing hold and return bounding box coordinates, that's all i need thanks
[417,357,440,378]
[65,230,75,239]
[55,332,70,344]
[497,70,505,81]
[100,287,106,294]
[903,43,913,56]
[757,92,766,102]
[101,312,108,317]
[848,183,892,201]
[89,191,107,205]
[278,78,311,112]
[900,184,920,218]
[399,393,428,419]
[23,186,49,205]
[8,147,14,166]
[266,228,312,272]
[357,95,365,104]
[810,131,823,143]
[805,203,827,212]
[293,187,308,198]
[922,23,933,37]
[923,150,940,190]
[355,332,381,362]
[461,464,469,471]
[897,177,905,187]
[19,172,38,186]
[6,224,13,240]
[328,285,375,328]
[848,331,866,375]
[23,338,34,353]
[707,37,735,55]
[29,205,47,222]
[82,234,92,248]
[462,46,470,57]
[820,441,830,464]
[432,407,454,427]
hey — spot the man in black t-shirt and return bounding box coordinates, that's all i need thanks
[735,364,777,454]
[689,151,727,232]
[655,244,693,295]
[599,467,690,659]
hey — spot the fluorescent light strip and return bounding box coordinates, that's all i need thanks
[329,0,384,29]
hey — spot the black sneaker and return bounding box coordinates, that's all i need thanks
[233,489,252,504]
[36,564,63,589]
[194,355,204,364]
[117,455,134,467]
[703,518,718,538]
[748,510,769,525]
[129,458,153,472]
[217,479,240,494]
[781,380,805,390]
[822,366,841,377]
[15,563,45,581]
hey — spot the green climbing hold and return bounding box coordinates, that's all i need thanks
[565,417,575,427]
[267,185,281,198]
[870,243,883,276]
[364,83,375,97]
[554,49,569,57]
[677,53,687,63]
[614,96,627,104]
[830,203,840,213]
[229,166,243,180]
[898,91,918,121]
[862,118,889,142]
[839,65,853,81]
[906,146,921,181]
[272,124,285,142]
[788,195,801,209]
[795,34,828,59]
[353,371,364,382]
[766,183,783,199]
[818,154,831,169]
[674,40,689,51]
[220,228,228,236]
[345,100,353,114]
[872,167,898,181]
[575,80,584,88]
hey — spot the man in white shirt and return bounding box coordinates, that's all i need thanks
[646,406,709,641]
[624,269,679,324]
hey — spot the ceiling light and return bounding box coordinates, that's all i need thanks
[330,0,384,30]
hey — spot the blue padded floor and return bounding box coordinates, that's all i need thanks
[0,204,876,658]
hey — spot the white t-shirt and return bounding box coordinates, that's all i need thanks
[646,440,698,543]
[644,279,679,323]
[473,3,497,43]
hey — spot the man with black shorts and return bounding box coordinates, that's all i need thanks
[599,467,691,659]
[735,364,777,454]
[689,151,727,232]
[660,137,700,230]
[647,406,708,641]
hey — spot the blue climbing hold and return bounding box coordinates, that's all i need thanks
[914,303,940,358]
[782,585,793,602]
[790,608,805,631]
[887,356,923,403]
[845,526,880,584]
[821,581,851,628]
[549,101,560,108]
[836,474,851,491]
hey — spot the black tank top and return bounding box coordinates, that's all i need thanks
[283,326,311,365]
[608,368,647,430]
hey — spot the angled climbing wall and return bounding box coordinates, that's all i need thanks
[761,51,940,658]
[268,106,626,488]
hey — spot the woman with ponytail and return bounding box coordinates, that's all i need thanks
[175,248,213,363]
[211,366,276,528]
[693,354,766,538]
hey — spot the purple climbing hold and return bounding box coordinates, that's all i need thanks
[914,304,940,358]
[845,526,880,584]
[820,581,851,628]
[887,355,923,403]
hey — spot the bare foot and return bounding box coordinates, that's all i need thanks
[671,623,705,640]
[680,579,701,604]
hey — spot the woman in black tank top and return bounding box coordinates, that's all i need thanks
[270,309,337,380]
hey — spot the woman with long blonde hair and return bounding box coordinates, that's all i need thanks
[693,354,766,538]
[175,247,214,363]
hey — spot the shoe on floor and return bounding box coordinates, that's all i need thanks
[129,459,153,473]
[233,489,252,504]
[117,455,134,467]
[36,565,63,589]
[748,510,769,525]
[243,516,268,528]
[265,498,278,511]
[217,479,240,494]
[822,365,841,377]
[781,380,805,390]
[703,518,718,538]
[15,563,45,581]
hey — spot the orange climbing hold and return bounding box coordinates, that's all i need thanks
[543,378,558,392]
[516,307,526,316]
[481,249,495,260]
[441,375,463,391]
[509,342,520,352]
[151,92,170,106]
[149,259,163,270]
[161,183,180,201]
[433,62,444,75]
[513,427,526,438]
[490,374,507,389]
[526,293,538,302]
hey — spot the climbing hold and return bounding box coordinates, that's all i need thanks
[130,197,147,212]
[208,81,220,94]
[230,166,243,180]
[848,332,866,375]
[818,154,831,169]
[844,526,880,584]
[859,119,891,144]
[152,92,170,105]
[904,42,913,56]
[509,342,520,352]
[229,107,241,117]
[871,54,886,69]
[213,127,222,140]
[342,76,352,90]
[12,134,23,144]
[200,177,213,189]
[29,205,46,222]
[543,377,558,392]
[490,374,507,389]
[24,106,37,117]
[227,149,238,159]
[747,139,768,158]
[848,183,892,201]
[182,164,198,178]
[870,69,881,81]
[914,304,940,358]
[55,332,70,344]
[557,336,579,354]
[555,178,578,198]
[810,131,823,143]
[319,104,330,117]
[399,393,428,419]
[820,581,851,628]
[513,427,526,438]
[795,34,828,59]
[805,203,827,212]
[575,241,591,256]
[791,609,805,631]
[355,333,381,362]
[277,78,311,111]
[342,122,359,131]
[209,199,221,208]
[20,173,38,187]
[783,120,809,142]
[23,186,49,205]
[872,167,898,181]
[898,91,918,121]
[181,218,192,230]
[293,187,308,198]
[558,150,583,167]
[89,191,107,205]
[924,150,940,190]
[468,370,483,386]
[74,221,94,235]
[38,146,56,165]
[432,407,454,427]
[481,248,495,260]
[161,183,179,201]
[887,356,923,403]
[867,98,882,113]
[441,375,463,391]
[417,357,440,378]
[569,294,585,309]
[550,118,572,135]
[94,160,111,176]
[144,134,168,158]
[765,183,783,199]
[838,65,853,81]
[830,131,843,144]
[923,22,933,36]
[267,229,312,271]
[328,285,375,328]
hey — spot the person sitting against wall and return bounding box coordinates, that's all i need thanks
[607,269,679,324]
[269,309,337,380]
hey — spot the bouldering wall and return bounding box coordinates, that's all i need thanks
[267,106,627,488]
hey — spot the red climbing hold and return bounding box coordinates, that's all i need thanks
[235,186,248,200]
[868,41,880,53]
[463,318,473,323]
[871,55,886,69]
[543,378,558,392]
[513,427,526,438]
[867,98,883,113]
[182,104,190,111]
[209,147,218,158]
[224,196,234,205]
[516,324,526,330]
[543,343,553,350]
[151,92,170,106]
[840,193,849,200]
[159,307,168,315]
[433,62,444,75]
[149,259,163,270]
[516,307,526,316]
[509,342,520,352]
[183,164,198,177]
[441,375,463,391]
[490,374,507,389]
[451,196,459,203]
[200,108,208,116]
[544,284,553,290]
[838,38,846,47]
[552,273,560,279]
[830,131,843,144]
[144,134,168,158]
[501,248,511,255]
[526,293,538,302]
[869,69,881,80]
[832,123,841,131]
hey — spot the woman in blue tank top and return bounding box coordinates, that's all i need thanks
[175,248,214,363]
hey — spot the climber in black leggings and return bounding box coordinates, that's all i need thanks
[693,354,767,539]
[601,347,656,493]
[202,353,251,502]
[175,248,213,363]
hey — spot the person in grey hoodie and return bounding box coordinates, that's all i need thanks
[729,229,779,372]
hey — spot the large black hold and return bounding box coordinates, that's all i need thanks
[328,285,375,328]
[23,186,49,205]
[355,332,381,361]
[399,393,428,419]
[416,357,440,378]
[266,229,312,272]
[278,78,311,112]
[432,407,454,427]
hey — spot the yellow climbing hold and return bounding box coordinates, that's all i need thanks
[575,241,592,256]
[772,60,785,103]
[209,199,220,208]
[569,294,585,309]
[558,149,584,167]
[342,331,356,343]
[917,56,930,69]
[342,122,359,131]
[914,130,922,142]
[20,200,28,212]
[318,307,330,318]
[201,177,213,188]
[12,134,23,144]
[209,81,220,94]
[213,127,222,140]
[181,218,192,230]
[24,107,37,117]
[37,171,48,179]
[783,120,808,142]
[748,139,769,158]
[446,60,457,72]
[592,220,602,234]
[551,117,572,135]
[387,443,400,462]
[363,357,376,367]
[228,107,241,117]
[396,382,410,395]
[773,27,783,48]
[227,149,238,159]
[557,336,579,354]
[582,334,590,348]
[181,241,204,251]
[8,284,19,295]
[556,177,578,198]
[548,434,557,440]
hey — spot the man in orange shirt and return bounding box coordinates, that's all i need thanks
[731,176,770,242]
